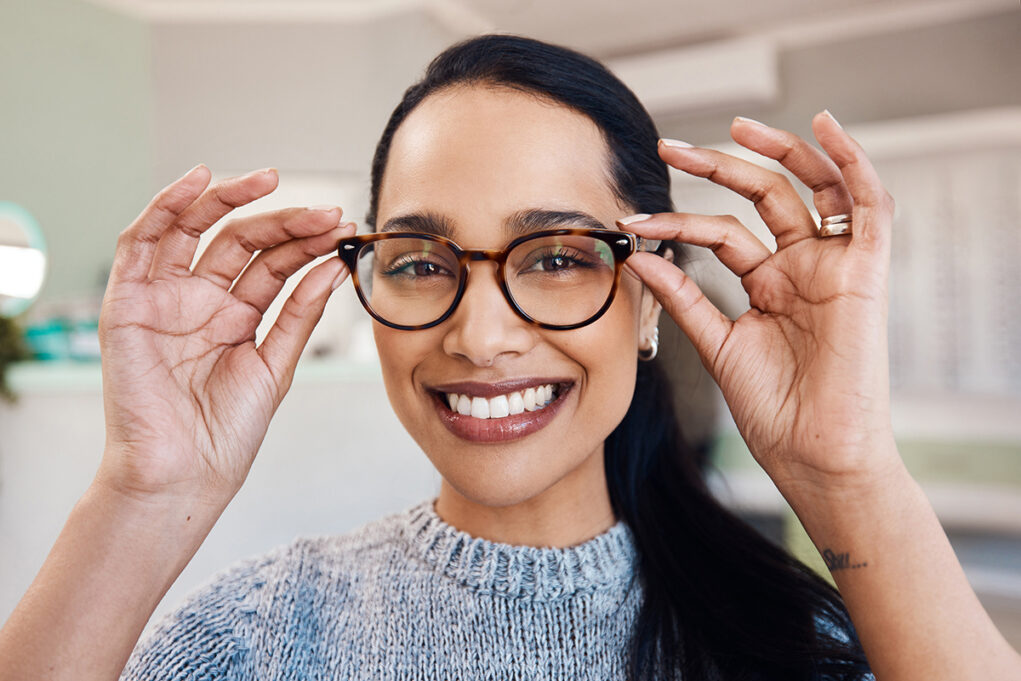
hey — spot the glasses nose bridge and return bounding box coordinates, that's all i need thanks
[462,248,506,264]
[454,247,520,317]
[459,248,509,283]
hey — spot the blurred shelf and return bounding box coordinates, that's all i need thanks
[4,357,382,395]
[710,465,1021,535]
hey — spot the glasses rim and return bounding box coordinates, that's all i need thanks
[337,227,652,331]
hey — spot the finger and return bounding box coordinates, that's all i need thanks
[730,117,854,222]
[231,222,356,314]
[258,257,347,391]
[148,168,279,279]
[110,164,211,284]
[626,251,733,376]
[812,110,895,252]
[658,140,817,249]
[618,213,771,277]
[192,205,344,288]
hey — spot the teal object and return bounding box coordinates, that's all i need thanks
[0,201,48,317]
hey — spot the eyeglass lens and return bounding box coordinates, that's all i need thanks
[354,234,619,328]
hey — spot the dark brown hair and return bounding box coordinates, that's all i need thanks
[367,34,871,680]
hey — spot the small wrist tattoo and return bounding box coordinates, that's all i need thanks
[822,548,868,571]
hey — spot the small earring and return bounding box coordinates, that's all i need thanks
[638,326,659,362]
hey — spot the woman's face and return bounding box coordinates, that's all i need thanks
[373,85,661,509]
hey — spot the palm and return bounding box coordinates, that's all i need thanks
[627,114,897,486]
[101,276,276,496]
[713,241,889,476]
[96,166,349,503]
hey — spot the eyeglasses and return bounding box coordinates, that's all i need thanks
[337,228,659,331]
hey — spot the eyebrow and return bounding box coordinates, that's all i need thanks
[380,208,608,240]
[380,212,454,237]
[505,209,608,236]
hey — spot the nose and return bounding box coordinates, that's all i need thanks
[441,261,536,367]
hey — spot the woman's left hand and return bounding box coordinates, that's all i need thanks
[624,112,899,494]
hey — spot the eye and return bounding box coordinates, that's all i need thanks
[521,247,597,274]
[382,254,455,279]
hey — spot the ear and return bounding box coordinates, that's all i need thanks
[637,246,673,347]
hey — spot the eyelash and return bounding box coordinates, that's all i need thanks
[381,254,454,278]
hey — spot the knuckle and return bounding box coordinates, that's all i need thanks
[774,136,799,164]
[719,214,742,229]
[668,274,701,314]
[260,258,291,283]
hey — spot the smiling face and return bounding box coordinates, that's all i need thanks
[373,85,661,528]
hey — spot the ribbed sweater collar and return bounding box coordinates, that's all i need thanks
[402,500,637,602]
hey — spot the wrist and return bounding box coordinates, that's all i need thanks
[89,467,229,546]
[770,435,907,507]
[95,442,242,513]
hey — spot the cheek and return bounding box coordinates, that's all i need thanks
[558,284,643,418]
[372,324,433,422]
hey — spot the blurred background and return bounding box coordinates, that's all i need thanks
[1,0,1019,644]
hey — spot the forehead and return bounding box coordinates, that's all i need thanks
[377,85,622,242]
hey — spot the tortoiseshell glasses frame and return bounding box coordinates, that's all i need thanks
[336,228,660,331]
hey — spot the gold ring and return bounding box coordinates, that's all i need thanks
[819,213,852,237]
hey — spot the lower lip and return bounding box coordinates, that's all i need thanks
[432,386,572,443]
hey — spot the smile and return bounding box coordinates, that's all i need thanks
[428,379,573,443]
[444,384,557,419]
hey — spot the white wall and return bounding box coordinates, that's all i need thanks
[0,360,440,626]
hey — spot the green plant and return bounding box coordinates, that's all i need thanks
[0,315,30,403]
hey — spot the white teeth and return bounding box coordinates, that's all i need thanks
[471,396,490,419]
[490,394,510,418]
[523,387,537,411]
[508,392,525,415]
[443,384,560,420]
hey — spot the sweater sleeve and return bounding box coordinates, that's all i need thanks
[119,546,288,681]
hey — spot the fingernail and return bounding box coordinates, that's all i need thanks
[822,109,843,129]
[340,221,357,231]
[242,167,275,179]
[734,115,767,128]
[617,213,652,226]
[182,164,209,183]
[659,138,694,149]
[310,204,340,213]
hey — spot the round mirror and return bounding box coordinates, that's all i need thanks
[0,201,47,318]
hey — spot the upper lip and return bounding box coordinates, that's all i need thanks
[426,378,573,398]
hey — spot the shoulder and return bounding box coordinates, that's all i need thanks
[121,505,417,680]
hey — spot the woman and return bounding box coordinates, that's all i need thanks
[1,35,1018,680]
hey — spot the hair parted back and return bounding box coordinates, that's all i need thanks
[367,33,871,681]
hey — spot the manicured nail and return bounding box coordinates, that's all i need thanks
[659,138,694,149]
[617,213,652,226]
[181,164,209,184]
[822,109,843,129]
[310,204,339,213]
[734,116,767,128]
[241,167,275,179]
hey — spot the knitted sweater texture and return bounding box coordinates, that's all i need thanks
[121,500,642,680]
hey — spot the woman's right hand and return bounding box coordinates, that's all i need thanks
[96,165,353,508]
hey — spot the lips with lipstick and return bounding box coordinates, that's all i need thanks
[428,380,573,443]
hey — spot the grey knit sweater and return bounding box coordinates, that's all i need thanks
[121,500,643,679]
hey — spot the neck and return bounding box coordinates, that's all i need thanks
[434,445,616,548]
